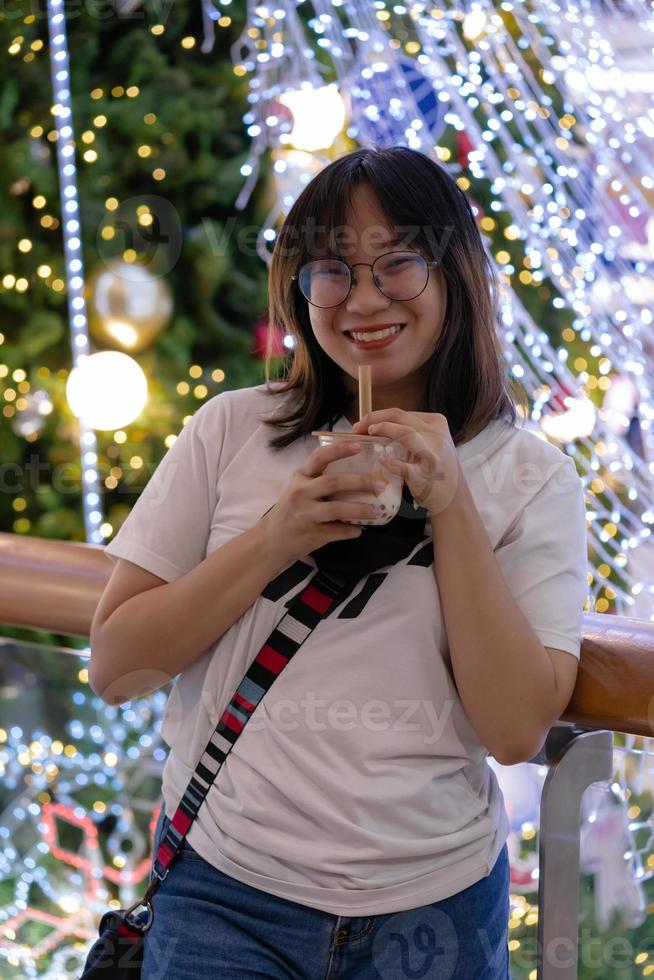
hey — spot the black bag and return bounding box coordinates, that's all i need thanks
[80,902,154,977]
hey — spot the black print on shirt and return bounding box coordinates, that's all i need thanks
[261,536,433,618]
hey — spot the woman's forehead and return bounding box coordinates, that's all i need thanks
[304,207,407,257]
[343,187,395,231]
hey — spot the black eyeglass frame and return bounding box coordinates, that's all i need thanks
[290,250,441,309]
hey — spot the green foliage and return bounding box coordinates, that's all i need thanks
[0,0,269,543]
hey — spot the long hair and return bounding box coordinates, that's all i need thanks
[260,145,527,450]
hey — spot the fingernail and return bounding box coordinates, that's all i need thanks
[373,480,387,493]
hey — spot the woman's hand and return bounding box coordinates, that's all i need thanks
[352,409,462,517]
[257,440,384,565]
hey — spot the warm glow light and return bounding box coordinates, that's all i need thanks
[103,319,140,348]
[541,396,597,442]
[58,895,81,914]
[463,11,487,41]
[66,351,148,430]
[277,84,345,151]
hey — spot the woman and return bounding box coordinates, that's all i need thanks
[96,146,588,978]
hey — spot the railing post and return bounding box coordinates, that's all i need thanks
[527,725,613,979]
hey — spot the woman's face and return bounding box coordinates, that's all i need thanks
[306,182,448,410]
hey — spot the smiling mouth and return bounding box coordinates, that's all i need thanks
[344,324,406,343]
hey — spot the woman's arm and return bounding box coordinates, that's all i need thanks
[90,521,290,705]
[430,462,579,766]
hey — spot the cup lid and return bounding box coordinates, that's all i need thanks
[310,430,392,444]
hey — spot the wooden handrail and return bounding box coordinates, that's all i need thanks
[0,532,109,637]
[1,532,653,736]
[561,612,654,737]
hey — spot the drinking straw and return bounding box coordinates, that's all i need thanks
[358,364,372,422]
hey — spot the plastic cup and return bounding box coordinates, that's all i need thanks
[310,430,409,526]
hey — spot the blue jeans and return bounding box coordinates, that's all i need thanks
[142,808,511,979]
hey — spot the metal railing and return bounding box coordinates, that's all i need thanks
[1,531,653,978]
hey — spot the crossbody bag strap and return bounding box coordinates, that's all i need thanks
[133,566,357,914]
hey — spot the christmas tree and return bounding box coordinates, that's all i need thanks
[0,0,272,550]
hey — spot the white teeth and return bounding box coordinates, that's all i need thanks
[350,324,403,342]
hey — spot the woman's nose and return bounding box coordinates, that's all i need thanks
[344,266,391,315]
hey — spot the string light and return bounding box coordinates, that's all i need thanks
[46,0,105,543]
[0,673,170,975]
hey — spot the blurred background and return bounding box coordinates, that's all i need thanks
[1,0,654,975]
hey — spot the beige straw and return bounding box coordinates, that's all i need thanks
[358,364,372,422]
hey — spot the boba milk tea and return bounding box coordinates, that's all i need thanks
[311,364,409,526]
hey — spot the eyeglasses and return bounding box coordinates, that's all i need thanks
[290,250,440,309]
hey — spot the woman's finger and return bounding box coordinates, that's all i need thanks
[368,422,425,455]
[379,453,407,478]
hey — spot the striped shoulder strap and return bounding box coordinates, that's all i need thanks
[150,566,357,883]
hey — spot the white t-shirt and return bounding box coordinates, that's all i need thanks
[104,383,588,915]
